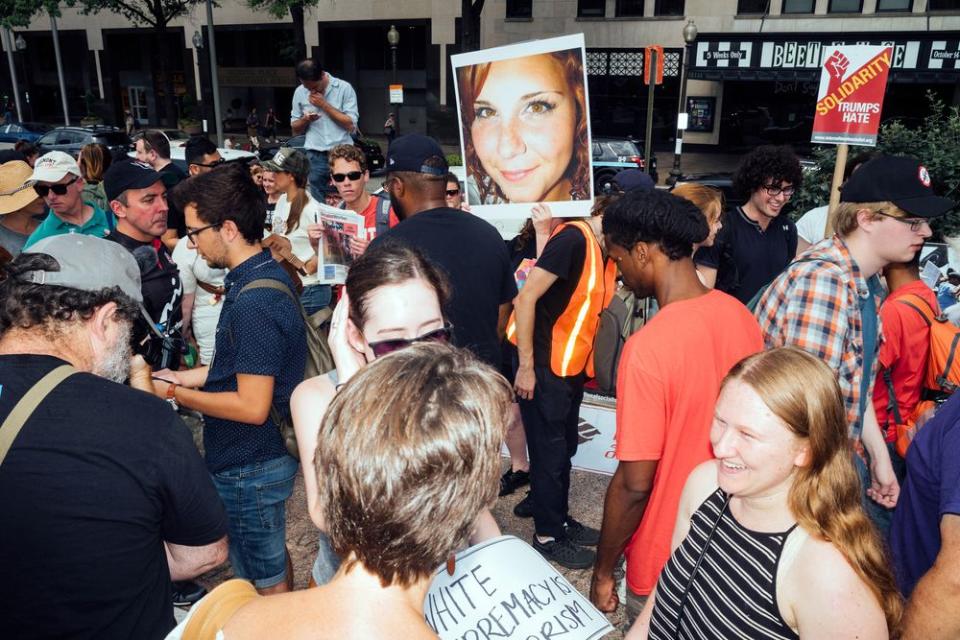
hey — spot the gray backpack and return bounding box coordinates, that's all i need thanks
[593,288,648,396]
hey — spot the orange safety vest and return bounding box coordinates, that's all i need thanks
[507,219,617,378]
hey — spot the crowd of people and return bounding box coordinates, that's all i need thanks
[1,54,959,640]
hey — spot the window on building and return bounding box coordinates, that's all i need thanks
[578,0,606,17]
[877,0,912,9]
[506,0,533,18]
[616,0,645,16]
[783,0,815,13]
[828,0,862,11]
[655,0,685,15]
[928,0,960,9]
[737,0,771,13]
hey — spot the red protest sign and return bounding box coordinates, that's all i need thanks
[811,45,892,146]
[644,45,664,85]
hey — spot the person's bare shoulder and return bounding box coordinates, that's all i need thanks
[291,374,336,422]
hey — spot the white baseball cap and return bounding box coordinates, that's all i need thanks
[26,151,82,185]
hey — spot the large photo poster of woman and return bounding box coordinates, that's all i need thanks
[452,33,594,219]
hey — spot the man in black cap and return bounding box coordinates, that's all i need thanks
[103,160,183,373]
[372,133,517,369]
[754,155,955,532]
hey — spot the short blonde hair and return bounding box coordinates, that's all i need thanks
[833,201,899,237]
[671,182,724,226]
[316,343,512,587]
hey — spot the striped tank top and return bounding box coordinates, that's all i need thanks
[649,488,802,640]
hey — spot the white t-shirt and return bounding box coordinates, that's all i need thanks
[171,236,228,365]
[795,205,829,245]
[273,192,325,286]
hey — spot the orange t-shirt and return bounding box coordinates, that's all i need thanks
[616,289,763,595]
[358,194,399,236]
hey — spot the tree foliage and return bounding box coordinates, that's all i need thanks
[70,0,200,27]
[791,92,960,239]
[246,0,316,61]
[0,0,60,28]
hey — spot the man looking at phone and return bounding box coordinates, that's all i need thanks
[290,58,359,200]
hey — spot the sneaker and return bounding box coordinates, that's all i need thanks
[513,491,533,518]
[532,535,596,570]
[564,517,601,546]
[499,469,530,496]
[171,580,207,607]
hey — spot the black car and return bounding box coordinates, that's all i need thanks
[37,125,133,160]
[592,137,658,193]
[274,134,386,175]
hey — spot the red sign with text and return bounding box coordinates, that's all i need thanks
[811,45,892,146]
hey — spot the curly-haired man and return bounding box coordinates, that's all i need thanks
[694,145,803,303]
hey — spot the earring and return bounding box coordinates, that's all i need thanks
[446,553,456,576]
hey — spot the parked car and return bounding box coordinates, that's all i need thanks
[671,172,745,211]
[130,145,256,173]
[156,129,192,149]
[592,136,658,193]
[0,122,52,144]
[37,125,133,160]
[277,133,386,175]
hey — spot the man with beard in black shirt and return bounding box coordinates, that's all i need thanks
[104,160,184,372]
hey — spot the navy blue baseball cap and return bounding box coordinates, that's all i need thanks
[613,169,655,193]
[386,134,448,176]
[104,159,164,203]
[841,155,954,218]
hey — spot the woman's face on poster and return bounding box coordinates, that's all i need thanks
[469,53,577,203]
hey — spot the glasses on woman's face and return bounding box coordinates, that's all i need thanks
[367,323,452,358]
[446,187,460,197]
[34,176,79,198]
[875,211,930,233]
[332,171,363,183]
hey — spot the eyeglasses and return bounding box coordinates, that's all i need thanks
[332,171,363,183]
[446,188,461,197]
[34,176,79,198]
[762,184,795,197]
[193,158,225,169]
[185,223,221,241]
[380,176,399,191]
[367,323,453,358]
[875,211,930,233]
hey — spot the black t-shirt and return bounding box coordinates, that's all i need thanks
[693,206,798,304]
[107,230,184,368]
[530,226,588,370]
[0,354,228,639]
[160,162,188,238]
[505,233,537,273]
[373,207,518,367]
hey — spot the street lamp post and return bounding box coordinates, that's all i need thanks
[3,29,23,122]
[387,25,399,84]
[15,34,31,121]
[668,19,698,186]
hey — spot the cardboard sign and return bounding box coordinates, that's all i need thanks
[451,34,594,220]
[811,45,892,146]
[425,536,613,640]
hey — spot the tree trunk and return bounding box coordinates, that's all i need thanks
[290,3,306,60]
[154,23,178,127]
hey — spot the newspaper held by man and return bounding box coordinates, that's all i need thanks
[311,204,365,284]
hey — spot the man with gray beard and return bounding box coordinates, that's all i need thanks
[0,235,228,640]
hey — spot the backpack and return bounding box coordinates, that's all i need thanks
[239,278,335,460]
[341,195,391,237]
[884,293,960,457]
[746,257,826,313]
[592,288,648,396]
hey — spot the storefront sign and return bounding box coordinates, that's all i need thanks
[426,536,614,640]
[811,45,892,146]
[389,84,404,104]
[686,97,716,133]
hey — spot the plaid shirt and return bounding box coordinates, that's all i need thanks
[754,236,884,438]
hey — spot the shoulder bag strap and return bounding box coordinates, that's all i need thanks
[0,364,76,466]
[896,293,937,326]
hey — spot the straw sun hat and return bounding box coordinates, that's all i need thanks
[0,161,41,215]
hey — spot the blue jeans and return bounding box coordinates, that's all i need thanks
[211,454,298,589]
[306,149,331,199]
[300,284,332,316]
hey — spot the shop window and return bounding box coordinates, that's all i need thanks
[737,0,770,13]
[828,0,862,11]
[928,0,960,8]
[783,0,815,13]
[578,0,606,17]
[616,0,645,16]
[877,0,912,9]
[655,0,685,15]
[506,0,532,18]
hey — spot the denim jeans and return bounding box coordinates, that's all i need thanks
[311,531,342,586]
[211,454,298,589]
[300,284,332,316]
[306,149,331,199]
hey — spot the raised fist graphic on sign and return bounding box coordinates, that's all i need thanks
[827,51,850,80]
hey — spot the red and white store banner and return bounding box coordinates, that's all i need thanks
[811,45,893,146]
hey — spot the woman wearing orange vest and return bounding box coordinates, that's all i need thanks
[509,197,617,569]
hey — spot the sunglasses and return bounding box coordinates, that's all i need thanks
[446,188,461,197]
[35,176,79,198]
[367,323,452,358]
[193,158,226,169]
[332,171,364,183]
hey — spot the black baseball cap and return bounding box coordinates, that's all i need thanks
[104,160,164,202]
[613,169,655,193]
[840,155,954,218]
[385,134,448,176]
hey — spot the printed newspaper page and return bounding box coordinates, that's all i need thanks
[313,204,364,284]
